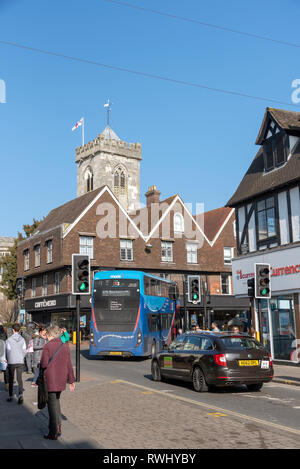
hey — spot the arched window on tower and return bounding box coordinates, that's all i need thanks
[113,166,127,198]
[85,167,94,193]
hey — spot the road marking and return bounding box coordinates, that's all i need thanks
[141,391,154,395]
[110,380,121,384]
[117,379,300,437]
[208,412,227,418]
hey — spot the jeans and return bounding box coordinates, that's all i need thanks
[47,392,62,436]
[8,364,24,397]
[25,353,34,372]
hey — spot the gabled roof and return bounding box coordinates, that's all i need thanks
[228,107,300,207]
[33,187,106,235]
[203,207,233,243]
[256,107,300,145]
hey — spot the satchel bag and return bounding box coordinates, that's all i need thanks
[37,343,63,410]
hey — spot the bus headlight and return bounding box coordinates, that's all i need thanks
[136,328,142,347]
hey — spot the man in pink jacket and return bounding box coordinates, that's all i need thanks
[40,325,75,440]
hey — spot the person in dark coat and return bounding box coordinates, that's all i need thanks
[40,324,75,440]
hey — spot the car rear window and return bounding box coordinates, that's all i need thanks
[219,336,264,350]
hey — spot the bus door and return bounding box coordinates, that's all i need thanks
[149,314,163,352]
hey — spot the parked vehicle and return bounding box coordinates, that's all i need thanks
[151,331,273,392]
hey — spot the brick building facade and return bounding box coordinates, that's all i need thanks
[17,185,249,335]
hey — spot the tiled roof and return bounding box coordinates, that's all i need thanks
[202,207,233,242]
[256,107,300,145]
[33,187,105,235]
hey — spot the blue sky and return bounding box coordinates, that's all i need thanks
[1,0,300,236]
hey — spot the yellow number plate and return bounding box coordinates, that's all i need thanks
[239,360,259,366]
[110,351,122,356]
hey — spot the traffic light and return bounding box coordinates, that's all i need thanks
[247,278,255,297]
[72,254,90,295]
[187,275,201,303]
[16,278,25,298]
[255,263,271,299]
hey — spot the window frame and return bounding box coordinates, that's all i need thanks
[46,240,53,264]
[54,272,60,294]
[224,247,234,265]
[161,241,173,262]
[255,194,280,249]
[34,244,40,267]
[24,250,30,271]
[79,235,94,259]
[186,242,198,264]
[220,273,231,295]
[120,239,133,262]
[42,274,48,296]
[174,212,184,233]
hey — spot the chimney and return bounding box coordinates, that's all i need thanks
[145,185,161,208]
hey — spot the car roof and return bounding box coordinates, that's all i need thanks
[182,331,250,338]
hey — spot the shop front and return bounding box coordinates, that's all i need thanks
[180,295,250,331]
[232,245,300,364]
[24,294,92,340]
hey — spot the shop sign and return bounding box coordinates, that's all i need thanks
[25,294,71,311]
[233,245,300,296]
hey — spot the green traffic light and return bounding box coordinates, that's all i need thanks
[79,282,88,291]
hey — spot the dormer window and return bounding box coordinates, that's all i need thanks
[263,131,289,171]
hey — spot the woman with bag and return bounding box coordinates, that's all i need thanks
[32,325,47,387]
[39,324,75,440]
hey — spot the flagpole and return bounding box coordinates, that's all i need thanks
[82,117,84,146]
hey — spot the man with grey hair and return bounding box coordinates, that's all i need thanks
[40,324,75,440]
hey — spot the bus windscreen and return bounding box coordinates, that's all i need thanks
[93,279,140,332]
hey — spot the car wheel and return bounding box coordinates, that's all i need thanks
[151,360,161,382]
[247,383,263,392]
[192,367,208,392]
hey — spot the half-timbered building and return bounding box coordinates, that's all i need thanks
[227,107,300,363]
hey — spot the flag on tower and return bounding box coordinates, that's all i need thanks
[72,117,84,131]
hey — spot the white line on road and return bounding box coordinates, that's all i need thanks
[117,379,300,437]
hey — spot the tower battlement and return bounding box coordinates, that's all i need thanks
[75,133,142,163]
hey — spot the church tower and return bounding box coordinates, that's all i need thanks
[75,107,142,212]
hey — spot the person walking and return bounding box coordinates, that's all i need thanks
[0,325,9,391]
[40,324,75,440]
[22,324,35,373]
[32,325,47,387]
[211,322,220,332]
[5,323,26,404]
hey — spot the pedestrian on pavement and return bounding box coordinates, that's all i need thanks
[60,326,70,344]
[5,323,26,404]
[32,325,47,387]
[40,324,75,440]
[231,325,240,333]
[22,324,35,373]
[211,322,220,332]
[0,325,9,391]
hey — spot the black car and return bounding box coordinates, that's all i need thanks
[151,331,274,392]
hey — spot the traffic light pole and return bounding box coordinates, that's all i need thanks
[257,298,263,345]
[183,277,188,332]
[76,294,81,382]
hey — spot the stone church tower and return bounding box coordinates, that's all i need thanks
[75,125,142,211]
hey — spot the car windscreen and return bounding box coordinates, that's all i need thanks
[93,279,140,332]
[218,336,264,350]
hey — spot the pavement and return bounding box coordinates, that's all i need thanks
[0,343,299,450]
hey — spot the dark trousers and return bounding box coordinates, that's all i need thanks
[8,364,24,397]
[47,391,62,436]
